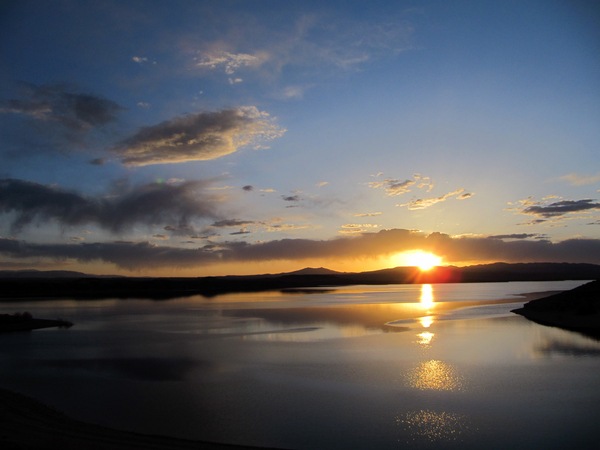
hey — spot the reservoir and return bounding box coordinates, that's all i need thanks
[1,280,599,449]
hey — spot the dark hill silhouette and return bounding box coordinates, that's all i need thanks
[0,262,598,301]
[512,280,600,337]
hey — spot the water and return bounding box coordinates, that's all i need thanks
[1,280,600,449]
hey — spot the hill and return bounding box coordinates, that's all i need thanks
[0,262,598,301]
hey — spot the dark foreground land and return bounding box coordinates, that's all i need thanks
[512,279,600,337]
[1,262,600,301]
[0,387,283,450]
[0,312,72,333]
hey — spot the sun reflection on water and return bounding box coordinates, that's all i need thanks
[405,360,465,391]
[417,332,434,347]
[419,284,435,327]
[398,409,470,442]
[420,284,434,309]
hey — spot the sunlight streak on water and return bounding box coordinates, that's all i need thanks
[420,284,434,310]
[398,410,470,443]
[405,360,465,391]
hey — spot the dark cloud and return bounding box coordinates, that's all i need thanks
[521,199,600,218]
[0,178,221,234]
[211,219,262,228]
[111,107,284,166]
[242,185,254,192]
[282,195,301,202]
[230,228,252,235]
[0,83,124,133]
[487,234,543,240]
[2,229,600,270]
[89,158,107,166]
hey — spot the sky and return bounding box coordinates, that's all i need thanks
[0,0,599,276]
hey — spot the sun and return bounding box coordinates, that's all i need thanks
[394,251,442,271]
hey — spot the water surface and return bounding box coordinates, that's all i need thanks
[1,280,599,449]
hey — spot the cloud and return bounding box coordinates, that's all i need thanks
[230,228,252,235]
[228,78,243,84]
[519,199,600,219]
[0,178,222,234]
[341,224,378,229]
[0,83,124,134]
[368,173,432,196]
[457,192,473,200]
[265,223,309,232]
[89,158,107,166]
[132,56,148,63]
[282,195,301,202]
[211,219,264,228]
[111,107,284,166]
[487,234,544,240]
[151,234,170,240]
[280,86,305,99]
[399,189,466,210]
[355,212,381,217]
[196,51,268,74]
[3,229,600,270]
[242,185,254,192]
[369,178,415,196]
[316,181,328,188]
[559,172,600,186]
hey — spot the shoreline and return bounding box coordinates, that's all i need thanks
[0,386,287,450]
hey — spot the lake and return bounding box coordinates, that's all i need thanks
[1,280,600,449]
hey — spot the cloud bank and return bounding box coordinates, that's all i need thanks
[111,107,285,166]
[2,229,600,270]
[0,178,221,233]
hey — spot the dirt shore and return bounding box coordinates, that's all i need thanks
[0,387,286,450]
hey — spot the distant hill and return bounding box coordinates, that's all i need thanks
[0,262,598,301]
[286,267,343,276]
[0,270,123,279]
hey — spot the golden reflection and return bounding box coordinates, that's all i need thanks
[417,331,434,346]
[398,409,469,442]
[419,284,435,327]
[419,316,434,328]
[405,360,464,391]
[420,284,434,309]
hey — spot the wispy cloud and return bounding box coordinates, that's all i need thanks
[558,172,600,186]
[355,212,381,217]
[196,51,268,74]
[111,107,285,166]
[399,189,469,210]
[368,173,432,196]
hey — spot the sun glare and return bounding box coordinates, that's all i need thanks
[397,251,442,271]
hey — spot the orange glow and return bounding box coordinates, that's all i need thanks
[393,251,442,271]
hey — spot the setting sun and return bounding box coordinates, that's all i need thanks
[394,251,442,271]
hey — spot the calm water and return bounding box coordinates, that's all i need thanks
[1,280,600,449]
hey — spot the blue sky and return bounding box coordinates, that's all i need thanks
[0,0,599,275]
